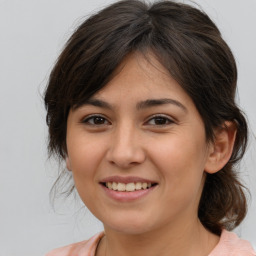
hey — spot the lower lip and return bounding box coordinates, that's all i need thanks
[101,184,156,202]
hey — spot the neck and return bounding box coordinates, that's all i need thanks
[97,218,219,256]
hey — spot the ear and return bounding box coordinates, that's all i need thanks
[66,156,72,171]
[204,121,237,174]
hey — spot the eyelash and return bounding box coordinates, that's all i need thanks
[145,115,174,126]
[82,115,110,126]
[81,114,174,127]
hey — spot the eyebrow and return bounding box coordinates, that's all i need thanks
[81,98,187,112]
[136,98,187,112]
[81,98,112,109]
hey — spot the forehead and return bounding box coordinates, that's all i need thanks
[93,53,192,107]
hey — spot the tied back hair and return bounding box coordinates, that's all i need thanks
[44,0,248,235]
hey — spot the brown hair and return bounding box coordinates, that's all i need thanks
[44,0,248,235]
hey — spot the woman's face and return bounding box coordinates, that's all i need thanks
[66,53,213,235]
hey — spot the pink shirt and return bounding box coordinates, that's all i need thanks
[46,230,255,256]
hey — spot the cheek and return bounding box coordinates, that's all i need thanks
[150,134,207,191]
[67,131,102,166]
[66,135,106,186]
[67,140,104,208]
[151,134,206,167]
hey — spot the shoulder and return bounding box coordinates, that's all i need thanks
[45,232,104,256]
[209,229,256,256]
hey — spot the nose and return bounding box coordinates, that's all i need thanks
[106,124,146,169]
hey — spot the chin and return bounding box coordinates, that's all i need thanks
[106,223,153,235]
[101,214,155,235]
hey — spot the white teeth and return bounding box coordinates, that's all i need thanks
[117,183,126,191]
[126,183,136,192]
[106,182,112,189]
[135,182,142,190]
[142,182,147,189]
[112,182,118,191]
[106,182,153,192]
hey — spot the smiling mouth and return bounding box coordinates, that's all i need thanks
[102,182,157,192]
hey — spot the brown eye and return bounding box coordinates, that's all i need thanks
[93,117,106,125]
[83,115,109,125]
[147,115,174,126]
[154,117,169,125]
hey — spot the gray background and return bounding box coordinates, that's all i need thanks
[0,0,255,255]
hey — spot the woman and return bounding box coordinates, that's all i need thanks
[44,0,255,255]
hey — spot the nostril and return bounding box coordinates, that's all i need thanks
[106,141,146,168]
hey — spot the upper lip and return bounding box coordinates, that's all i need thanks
[100,176,158,184]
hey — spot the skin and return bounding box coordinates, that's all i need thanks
[66,53,236,256]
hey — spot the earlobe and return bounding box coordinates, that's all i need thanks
[205,121,237,174]
[66,157,72,171]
